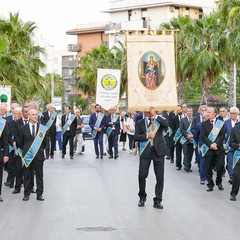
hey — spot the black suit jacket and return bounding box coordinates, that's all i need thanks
[229,122,240,150]
[134,116,168,158]
[18,123,46,161]
[61,114,77,137]
[41,111,57,134]
[201,119,225,152]
[7,120,19,147]
[172,114,181,135]
[0,123,9,157]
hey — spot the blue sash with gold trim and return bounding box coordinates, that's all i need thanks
[173,128,182,143]
[163,127,173,137]
[180,123,193,145]
[225,136,231,153]
[18,124,47,168]
[0,118,6,138]
[92,112,105,138]
[233,150,240,168]
[106,114,119,138]
[139,118,160,156]
[200,120,224,157]
[45,111,57,129]
[62,114,76,135]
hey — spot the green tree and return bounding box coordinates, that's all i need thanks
[73,42,127,102]
[37,73,65,108]
[0,13,46,104]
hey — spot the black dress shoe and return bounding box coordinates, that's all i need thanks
[9,184,14,188]
[218,184,224,191]
[228,179,233,185]
[230,195,236,201]
[96,156,99,159]
[45,155,49,159]
[23,195,29,201]
[100,155,103,159]
[37,196,45,201]
[70,156,74,159]
[170,159,174,164]
[61,154,65,159]
[0,196,3,202]
[108,156,113,159]
[114,154,119,159]
[4,182,11,187]
[138,199,146,207]
[153,202,163,209]
[166,156,170,160]
[50,155,54,159]
[207,187,213,192]
[12,189,20,194]
[31,188,36,193]
[176,167,181,170]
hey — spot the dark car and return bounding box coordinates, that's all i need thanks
[81,115,93,140]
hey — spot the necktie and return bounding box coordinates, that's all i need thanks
[24,119,28,125]
[210,120,214,128]
[32,124,35,138]
[66,115,69,122]
[148,117,152,127]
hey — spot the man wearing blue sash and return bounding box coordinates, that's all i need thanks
[41,103,57,159]
[172,105,183,170]
[61,106,77,159]
[135,107,168,209]
[106,107,120,159]
[89,104,106,159]
[0,117,9,202]
[224,107,239,185]
[18,109,47,201]
[201,107,225,192]
[229,121,240,201]
[179,106,194,172]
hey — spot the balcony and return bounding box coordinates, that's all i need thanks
[68,43,82,52]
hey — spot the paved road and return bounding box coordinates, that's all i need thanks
[1,141,240,240]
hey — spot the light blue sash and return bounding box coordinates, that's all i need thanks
[225,136,231,153]
[180,123,193,145]
[92,112,105,138]
[45,111,57,129]
[139,118,160,156]
[233,150,240,168]
[200,120,224,157]
[173,128,182,143]
[163,127,173,137]
[0,118,6,138]
[106,114,119,138]
[18,124,47,168]
[62,114,76,135]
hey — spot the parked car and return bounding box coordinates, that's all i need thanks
[81,115,93,140]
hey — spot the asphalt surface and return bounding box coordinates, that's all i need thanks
[1,140,240,240]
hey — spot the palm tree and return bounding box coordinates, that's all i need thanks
[0,13,46,104]
[217,0,240,107]
[73,42,127,102]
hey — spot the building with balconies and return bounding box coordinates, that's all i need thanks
[103,0,217,48]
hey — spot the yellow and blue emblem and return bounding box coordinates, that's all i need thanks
[101,74,117,90]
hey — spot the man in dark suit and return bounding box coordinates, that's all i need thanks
[224,107,239,184]
[41,103,57,159]
[134,107,168,209]
[89,104,106,159]
[61,106,77,159]
[18,109,47,201]
[179,106,194,172]
[191,105,208,168]
[172,105,183,170]
[0,117,9,202]
[229,121,240,201]
[105,107,120,159]
[202,106,225,192]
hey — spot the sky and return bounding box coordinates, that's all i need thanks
[0,0,110,50]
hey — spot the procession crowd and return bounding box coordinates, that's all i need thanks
[1,101,240,208]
